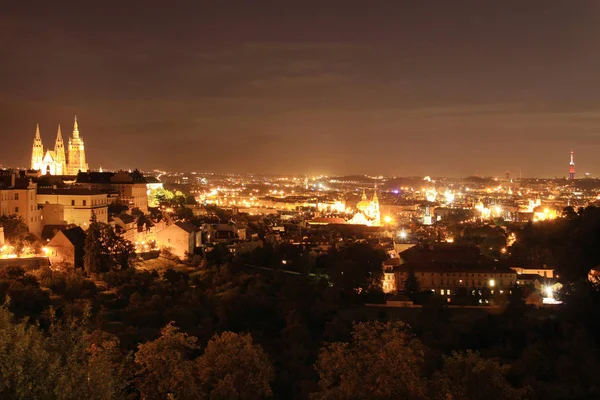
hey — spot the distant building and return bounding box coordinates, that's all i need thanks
[348,188,381,226]
[394,243,517,296]
[511,266,554,279]
[75,170,149,213]
[157,221,201,259]
[395,263,517,295]
[31,116,88,175]
[37,188,109,228]
[0,170,43,235]
[46,226,86,268]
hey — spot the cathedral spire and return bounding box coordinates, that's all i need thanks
[72,115,79,138]
[31,124,44,170]
[56,124,63,143]
[54,124,66,174]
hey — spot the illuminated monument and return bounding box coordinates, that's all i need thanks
[31,116,89,175]
[569,149,575,180]
[348,188,381,226]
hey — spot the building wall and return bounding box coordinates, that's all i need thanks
[37,193,108,227]
[511,267,554,278]
[395,268,517,295]
[81,182,148,213]
[0,185,43,236]
[382,271,396,293]
[46,231,75,267]
[157,224,193,259]
[42,204,65,225]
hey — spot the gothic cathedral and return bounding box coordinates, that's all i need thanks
[31,116,89,175]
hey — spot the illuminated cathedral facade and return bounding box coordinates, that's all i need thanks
[31,116,89,175]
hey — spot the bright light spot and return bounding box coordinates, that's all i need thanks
[383,215,392,224]
[399,230,407,239]
[446,237,454,243]
[544,286,554,298]
[489,279,495,287]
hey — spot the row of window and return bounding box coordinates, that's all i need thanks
[438,289,508,296]
[401,272,513,278]
[69,198,107,206]
[0,192,35,201]
[436,279,508,287]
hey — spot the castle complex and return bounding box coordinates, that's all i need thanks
[31,116,88,175]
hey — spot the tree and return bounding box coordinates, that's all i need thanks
[197,331,274,399]
[432,350,524,400]
[84,212,103,275]
[149,188,175,207]
[134,322,201,400]
[84,212,134,275]
[312,321,428,400]
[0,214,29,243]
[327,243,386,296]
[0,304,125,400]
[404,269,421,300]
[0,214,39,256]
[0,304,51,399]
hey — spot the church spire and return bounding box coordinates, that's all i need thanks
[31,124,44,170]
[72,115,80,138]
[54,124,66,174]
[56,124,63,143]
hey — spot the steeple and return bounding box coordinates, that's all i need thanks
[54,124,66,175]
[67,115,88,174]
[72,115,79,139]
[31,123,44,170]
[361,189,367,201]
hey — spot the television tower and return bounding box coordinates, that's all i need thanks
[569,149,575,180]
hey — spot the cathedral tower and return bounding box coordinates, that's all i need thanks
[31,124,44,170]
[67,115,88,174]
[54,125,66,175]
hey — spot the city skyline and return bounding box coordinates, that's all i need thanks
[2,1,600,176]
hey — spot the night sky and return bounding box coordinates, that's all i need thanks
[2,1,600,177]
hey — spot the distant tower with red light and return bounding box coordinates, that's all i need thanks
[569,149,575,180]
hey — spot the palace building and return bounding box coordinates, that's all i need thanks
[31,116,89,175]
